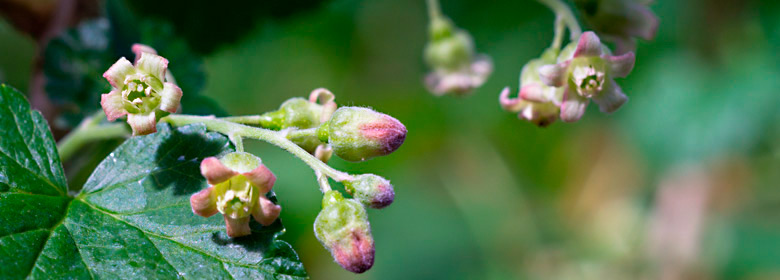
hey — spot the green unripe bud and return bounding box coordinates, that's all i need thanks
[317,107,407,162]
[344,174,394,209]
[260,98,325,130]
[424,30,475,71]
[314,191,375,273]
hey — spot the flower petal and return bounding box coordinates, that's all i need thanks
[314,144,333,163]
[252,196,281,226]
[159,82,183,113]
[470,55,493,82]
[309,88,337,122]
[100,89,127,121]
[573,31,603,58]
[224,215,251,237]
[560,88,589,122]
[592,80,628,113]
[200,157,237,185]
[127,112,157,136]
[538,61,570,87]
[103,57,135,88]
[499,87,524,112]
[190,187,218,217]
[626,3,659,40]
[519,83,547,102]
[605,52,635,78]
[136,52,169,82]
[131,44,157,64]
[242,164,276,194]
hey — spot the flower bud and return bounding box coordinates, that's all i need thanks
[101,45,182,135]
[259,88,337,130]
[190,152,281,237]
[314,191,375,273]
[317,107,407,162]
[344,174,395,209]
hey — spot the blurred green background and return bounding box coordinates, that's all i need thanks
[1,0,779,279]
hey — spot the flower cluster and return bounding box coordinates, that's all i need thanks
[501,31,635,126]
[423,4,492,96]
[101,44,182,135]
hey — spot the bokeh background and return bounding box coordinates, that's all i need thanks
[1,0,779,279]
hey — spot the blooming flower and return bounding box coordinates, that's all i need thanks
[190,152,281,238]
[500,53,564,127]
[100,44,182,135]
[538,31,635,122]
[424,17,493,96]
[575,0,658,54]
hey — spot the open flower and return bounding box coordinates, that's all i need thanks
[575,0,658,54]
[538,31,635,122]
[500,54,564,127]
[190,152,281,238]
[100,44,182,135]
[424,17,492,96]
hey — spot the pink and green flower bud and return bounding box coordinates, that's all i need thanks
[100,45,182,135]
[424,17,492,96]
[500,52,564,127]
[343,174,395,209]
[538,31,635,122]
[314,191,375,273]
[190,152,280,238]
[317,107,407,162]
[575,0,658,54]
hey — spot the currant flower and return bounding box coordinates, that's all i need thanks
[314,191,375,273]
[575,0,658,54]
[317,107,407,162]
[500,50,564,127]
[100,44,182,135]
[423,10,492,96]
[190,152,281,238]
[259,88,337,152]
[538,31,635,122]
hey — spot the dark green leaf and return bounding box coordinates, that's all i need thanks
[0,85,306,279]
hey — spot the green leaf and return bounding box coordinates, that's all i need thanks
[0,85,307,279]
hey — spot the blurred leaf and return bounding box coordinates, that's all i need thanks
[0,85,305,279]
[124,0,329,54]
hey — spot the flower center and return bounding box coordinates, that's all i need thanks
[215,175,257,219]
[572,65,605,98]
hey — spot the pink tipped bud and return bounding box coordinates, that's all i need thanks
[344,174,395,209]
[314,191,376,273]
[318,107,407,162]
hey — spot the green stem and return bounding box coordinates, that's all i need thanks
[162,114,354,184]
[220,115,274,127]
[285,128,319,141]
[426,0,442,20]
[551,15,565,50]
[537,0,582,40]
[57,113,129,162]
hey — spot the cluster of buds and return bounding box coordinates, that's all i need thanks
[501,31,635,125]
[190,152,281,237]
[101,44,182,135]
[574,0,658,54]
[423,7,492,96]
